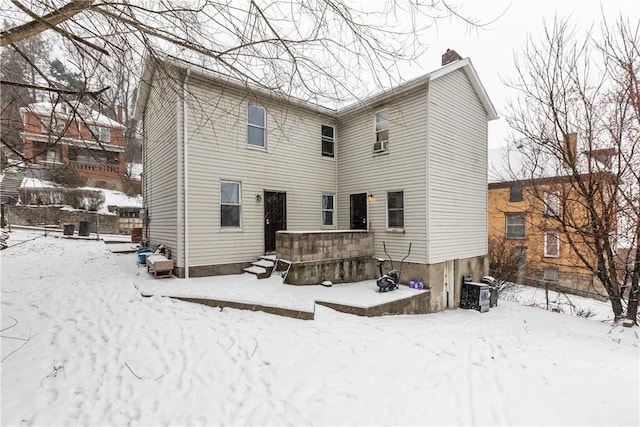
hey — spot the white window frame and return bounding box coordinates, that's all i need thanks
[321,125,335,158]
[374,109,389,153]
[41,117,66,135]
[247,104,266,149]
[322,193,335,226]
[89,125,111,143]
[544,231,560,258]
[386,190,404,230]
[544,191,560,216]
[505,214,526,239]
[220,180,242,229]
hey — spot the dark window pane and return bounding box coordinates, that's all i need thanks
[322,195,333,209]
[221,205,240,227]
[321,125,334,139]
[322,140,334,157]
[506,215,525,238]
[323,211,333,226]
[510,186,523,202]
[376,129,389,142]
[388,191,403,209]
[388,210,404,228]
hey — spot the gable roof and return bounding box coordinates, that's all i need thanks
[134,53,498,122]
[22,102,125,129]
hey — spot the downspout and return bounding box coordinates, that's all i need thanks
[183,69,191,278]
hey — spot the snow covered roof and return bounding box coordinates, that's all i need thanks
[21,102,125,129]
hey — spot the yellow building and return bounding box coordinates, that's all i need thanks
[488,175,609,299]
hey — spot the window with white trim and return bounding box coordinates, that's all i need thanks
[544,231,560,257]
[41,117,66,135]
[220,181,241,228]
[506,214,525,239]
[374,109,389,152]
[544,191,560,216]
[247,104,266,148]
[321,125,334,157]
[89,125,111,143]
[387,191,404,228]
[322,194,334,226]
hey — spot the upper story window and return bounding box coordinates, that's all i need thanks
[89,125,111,143]
[41,117,66,135]
[374,109,389,153]
[322,194,334,226]
[247,104,266,148]
[509,185,523,202]
[321,125,335,158]
[544,231,560,257]
[220,181,241,228]
[387,190,404,229]
[506,214,525,239]
[544,191,560,216]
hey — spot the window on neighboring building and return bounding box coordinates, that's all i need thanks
[506,214,525,239]
[247,104,266,148]
[322,194,334,226]
[89,125,110,143]
[374,109,389,152]
[41,117,66,135]
[544,231,560,257]
[221,181,241,228]
[387,191,404,228]
[321,125,335,157]
[509,185,523,202]
[544,191,560,216]
[543,267,559,282]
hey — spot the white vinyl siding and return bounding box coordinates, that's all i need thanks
[142,70,180,257]
[428,68,488,263]
[338,86,428,263]
[182,77,337,266]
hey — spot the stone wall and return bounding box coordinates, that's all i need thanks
[6,205,120,235]
[276,230,375,285]
[524,267,607,300]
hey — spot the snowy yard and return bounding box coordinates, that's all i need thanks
[1,229,638,426]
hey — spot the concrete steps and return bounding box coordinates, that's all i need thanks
[242,256,276,279]
[0,171,23,205]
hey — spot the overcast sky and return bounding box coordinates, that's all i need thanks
[398,0,639,148]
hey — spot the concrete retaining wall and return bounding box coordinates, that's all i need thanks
[6,205,120,234]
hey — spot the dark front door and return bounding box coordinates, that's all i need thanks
[264,191,286,252]
[350,193,368,230]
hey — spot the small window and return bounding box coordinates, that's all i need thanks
[387,191,404,228]
[321,125,334,157]
[41,117,66,135]
[374,109,389,152]
[506,214,525,239]
[221,181,241,228]
[322,194,334,226]
[247,104,266,148]
[509,186,523,202]
[544,231,560,257]
[544,191,560,216]
[543,267,559,282]
[89,125,111,143]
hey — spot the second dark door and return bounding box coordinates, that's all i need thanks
[264,191,287,252]
[350,193,368,230]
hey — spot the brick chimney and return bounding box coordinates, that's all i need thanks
[117,105,124,124]
[442,49,463,66]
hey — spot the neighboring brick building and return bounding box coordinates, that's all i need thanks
[21,102,126,189]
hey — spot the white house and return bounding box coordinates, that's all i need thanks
[134,50,498,312]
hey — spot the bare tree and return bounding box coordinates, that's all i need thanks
[505,16,640,324]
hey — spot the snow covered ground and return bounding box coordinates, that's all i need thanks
[2,229,639,426]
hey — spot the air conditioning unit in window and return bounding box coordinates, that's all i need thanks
[374,140,388,152]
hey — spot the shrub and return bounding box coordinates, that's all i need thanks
[83,190,104,211]
[45,166,86,188]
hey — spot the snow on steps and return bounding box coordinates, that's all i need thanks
[243,256,276,279]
